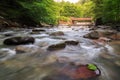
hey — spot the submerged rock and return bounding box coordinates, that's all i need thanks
[65,40,79,45]
[47,42,66,51]
[60,64,101,80]
[3,36,35,45]
[50,31,64,36]
[44,64,101,80]
[15,45,40,54]
[83,31,99,39]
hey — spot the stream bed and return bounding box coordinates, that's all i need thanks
[0,26,119,80]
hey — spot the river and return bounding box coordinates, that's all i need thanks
[0,26,119,80]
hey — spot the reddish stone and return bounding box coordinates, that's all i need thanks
[59,64,101,80]
[72,65,99,79]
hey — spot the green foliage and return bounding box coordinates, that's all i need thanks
[80,0,94,18]
[0,0,119,26]
[60,2,81,17]
[58,0,94,18]
[0,0,25,19]
[87,64,97,71]
[0,0,59,25]
[58,16,70,21]
[91,0,120,23]
[102,0,120,23]
[19,0,59,25]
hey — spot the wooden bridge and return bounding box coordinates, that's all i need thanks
[59,17,93,26]
[70,17,93,26]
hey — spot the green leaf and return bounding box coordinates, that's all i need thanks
[87,64,97,71]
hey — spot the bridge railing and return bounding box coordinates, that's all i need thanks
[58,17,93,26]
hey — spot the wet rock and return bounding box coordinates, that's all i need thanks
[83,31,100,39]
[89,27,95,31]
[60,64,101,80]
[0,17,9,29]
[106,30,116,35]
[73,64,100,79]
[65,40,79,45]
[32,28,46,32]
[40,23,52,27]
[102,30,117,36]
[98,37,111,42]
[15,45,40,54]
[3,36,35,45]
[35,41,49,47]
[30,29,46,34]
[50,31,64,36]
[4,33,14,37]
[115,61,120,66]
[9,21,21,27]
[51,36,66,40]
[29,31,40,34]
[97,26,111,29]
[115,25,120,31]
[108,32,120,40]
[47,42,66,51]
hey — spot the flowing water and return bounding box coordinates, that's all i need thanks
[0,26,119,80]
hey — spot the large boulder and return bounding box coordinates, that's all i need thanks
[47,42,66,51]
[83,31,100,39]
[3,36,35,45]
[65,40,79,45]
[50,31,64,36]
